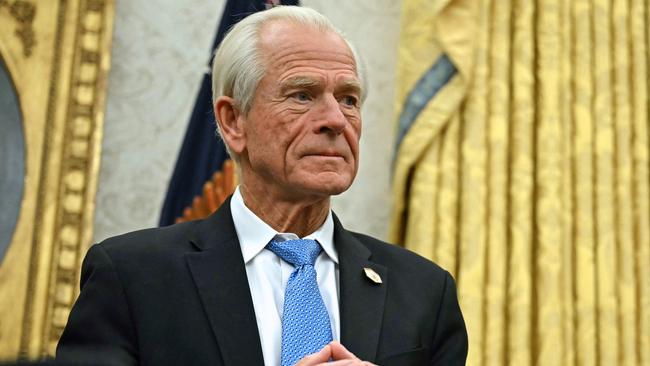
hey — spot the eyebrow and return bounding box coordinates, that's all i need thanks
[337,79,362,96]
[279,76,362,96]
[279,77,322,93]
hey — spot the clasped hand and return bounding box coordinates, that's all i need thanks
[295,341,377,366]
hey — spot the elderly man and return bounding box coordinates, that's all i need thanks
[57,6,467,366]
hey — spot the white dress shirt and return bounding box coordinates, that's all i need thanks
[230,187,340,366]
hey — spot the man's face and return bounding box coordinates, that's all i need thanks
[238,21,362,201]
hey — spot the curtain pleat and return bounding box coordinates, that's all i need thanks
[592,0,619,364]
[631,1,650,363]
[484,0,510,364]
[534,0,564,364]
[507,0,535,364]
[559,1,575,364]
[572,1,598,365]
[612,1,636,365]
[436,114,460,274]
[455,1,489,364]
[391,0,650,364]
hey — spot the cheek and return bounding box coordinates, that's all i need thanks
[247,120,297,167]
[281,119,313,153]
[246,124,278,163]
[347,121,362,156]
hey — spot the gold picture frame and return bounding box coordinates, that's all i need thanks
[0,0,114,360]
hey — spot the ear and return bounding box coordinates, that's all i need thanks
[214,96,246,155]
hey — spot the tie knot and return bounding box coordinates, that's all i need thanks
[266,239,322,267]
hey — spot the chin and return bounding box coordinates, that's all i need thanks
[288,169,356,198]
[319,185,349,196]
[306,177,354,197]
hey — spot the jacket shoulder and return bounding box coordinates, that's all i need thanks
[94,220,201,260]
[350,231,450,279]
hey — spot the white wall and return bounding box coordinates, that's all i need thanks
[93,0,402,243]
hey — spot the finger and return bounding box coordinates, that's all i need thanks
[329,341,359,360]
[294,345,332,366]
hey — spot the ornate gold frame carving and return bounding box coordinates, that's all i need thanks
[0,0,36,57]
[0,0,114,360]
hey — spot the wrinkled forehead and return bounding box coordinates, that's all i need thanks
[257,20,359,77]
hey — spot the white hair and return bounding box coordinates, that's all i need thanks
[211,6,367,158]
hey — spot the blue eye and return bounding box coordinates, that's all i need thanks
[341,95,358,107]
[293,92,310,101]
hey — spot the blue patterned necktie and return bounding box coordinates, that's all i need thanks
[266,239,333,366]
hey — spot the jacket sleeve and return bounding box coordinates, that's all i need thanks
[56,244,138,365]
[429,271,468,366]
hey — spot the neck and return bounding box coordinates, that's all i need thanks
[239,183,330,238]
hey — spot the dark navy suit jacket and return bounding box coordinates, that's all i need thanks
[57,197,468,365]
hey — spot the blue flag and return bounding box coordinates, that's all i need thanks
[159,0,299,226]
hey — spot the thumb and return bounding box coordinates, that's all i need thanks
[329,341,359,360]
[295,344,332,365]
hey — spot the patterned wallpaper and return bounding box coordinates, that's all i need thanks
[93,0,402,243]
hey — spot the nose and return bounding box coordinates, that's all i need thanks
[314,94,346,135]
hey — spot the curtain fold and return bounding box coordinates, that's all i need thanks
[391,0,650,364]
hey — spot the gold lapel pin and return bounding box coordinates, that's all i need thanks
[363,267,382,284]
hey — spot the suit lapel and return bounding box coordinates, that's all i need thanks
[185,198,264,366]
[334,215,387,362]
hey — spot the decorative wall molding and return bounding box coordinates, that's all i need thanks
[0,0,114,360]
[40,0,111,354]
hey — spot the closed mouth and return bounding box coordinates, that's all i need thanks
[306,153,344,158]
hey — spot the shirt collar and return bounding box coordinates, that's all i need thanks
[230,186,338,264]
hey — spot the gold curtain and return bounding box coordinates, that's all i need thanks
[390,0,650,365]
